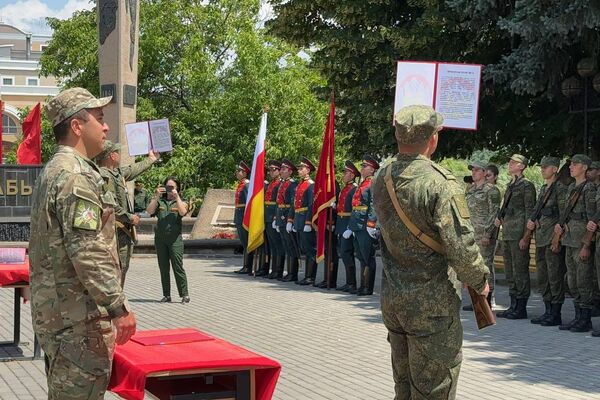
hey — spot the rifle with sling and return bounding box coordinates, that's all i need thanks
[380,166,495,330]
[550,181,587,253]
[582,211,600,251]
[487,176,521,242]
[522,181,557,244]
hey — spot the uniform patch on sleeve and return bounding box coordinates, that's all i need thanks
[73,199,101,231]
[452,194,470,219]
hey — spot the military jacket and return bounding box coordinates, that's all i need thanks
[29,146,129,337]
[153,197,186,242]
[265,178,281,223]
[335,182,357,235]
[562,180,596,248]
[288,177,314,230]
[501,177,536,241]
[275,178,297,228]
[234,179,249,226]
[466,182,501,241]
[348,176,377,232]
[532,181,567,247]
[134,188,149,213]
[371,154,489,316]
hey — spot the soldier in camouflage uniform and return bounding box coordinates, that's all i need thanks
[464,161,500,310]
[372,105,489,400]
[29,88,136,400]
[555,154,596,332]
[95,140,159,288]
[585,161,600,319]
[134,181,150,213]
[526,157,567,326]
[494,154,537,319]
[588,161,600,336]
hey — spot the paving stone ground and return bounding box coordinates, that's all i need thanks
[1,255,600,399]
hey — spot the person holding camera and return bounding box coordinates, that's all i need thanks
[147,177,190,303]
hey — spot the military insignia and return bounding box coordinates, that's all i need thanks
[73,200,101,231]
[452,194,470,219]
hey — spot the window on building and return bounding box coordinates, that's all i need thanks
[27,77,39,86]
[40,44,48,52]
[3,115,18,134]
[2,77,14,86]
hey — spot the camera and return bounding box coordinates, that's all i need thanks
[165,185,174,193]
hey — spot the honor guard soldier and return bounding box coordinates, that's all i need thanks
[95,140,159,288]
[372,105,489,400]
[234,161,253,274]
[277,158,300,281]
[494,154,537,319]
[345,154,379,296]
[335,160,360,292]
[264,160,285,279]
[315,180,341,289]
[290,157,318,286]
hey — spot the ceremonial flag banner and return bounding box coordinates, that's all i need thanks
[242,112,267,253]
[17,103,42,165]
[312,99,336,263]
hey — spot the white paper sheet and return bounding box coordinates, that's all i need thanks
[148,119,173,153]
[125,122,152,156]
[434,63,482,130]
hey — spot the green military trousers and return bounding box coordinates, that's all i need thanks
[117,230,133,289]
[502,240,531,299]
[40,319,115,400]
[155,235,189,298]
[565,245,595,309]
[535,245,566,304]
[477,241,496,292]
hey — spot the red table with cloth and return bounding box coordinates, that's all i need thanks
[108,328,281,400]
[0,259,29,286]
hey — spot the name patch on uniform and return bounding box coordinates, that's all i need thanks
[452,194,470,219]
[73,199,101,231]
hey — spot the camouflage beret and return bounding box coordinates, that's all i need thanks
[571,154,592,167]
[510,154,528,167]
[540,156,560,167]
[45,87,112,127]
[468,161,487,170]
[589,161,600,170]
[94,140,120,162]
[394,105,444,145]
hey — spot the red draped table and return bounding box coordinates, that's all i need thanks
[109,328,281,400]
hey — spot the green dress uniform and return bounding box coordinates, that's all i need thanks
[290,175,317,285]
[265,174,284,279]
[134,187,150,213]
[153,197,189,299]
[372,105,488,400]
[335,179,358,291]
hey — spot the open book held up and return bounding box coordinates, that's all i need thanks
[125,118,173,156]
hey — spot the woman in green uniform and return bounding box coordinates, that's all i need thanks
[147,177,190,303]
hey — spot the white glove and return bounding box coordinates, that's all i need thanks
[367,227,379,239]
[272,220,277,229]
[275,225,280,233]
[304,225,312,232]
[292,226,297,232]
[330,201,336,210]
[342,229,353,239]
[328,224,335,231]
[286,222,293,233]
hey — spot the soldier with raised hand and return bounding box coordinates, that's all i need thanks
[527,157,567,326]
[494,154,537,319]
[463,161,500,310]
[372,105,489,400]
[555,154,596,332]
[264,160,285,279]
[276,159,299,281]
[29,88,136,399]
[234,161,252,274]
[95,140,159,288]
[335,161,360,292]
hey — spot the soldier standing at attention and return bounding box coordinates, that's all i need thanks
[335,161,359,292]
[233,161,252,274]
[134,181,150,213]
[526,157,567,325]
[264,160,285,279]
[585,161,600,318]
[95,140,159,287]
[345,154,379,296]
[463,161,500,310]
[587,161,600,336]
[29,87,136,399]
[372,105,489,400]
[277,159,299,281]
[494,154,536,319]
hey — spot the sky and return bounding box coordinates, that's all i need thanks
[0,0,93,34]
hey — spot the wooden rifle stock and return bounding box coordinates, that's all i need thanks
[551,181,588,253]
[522,227,534,244]
[468,286,496,330]
[582,229,595,249]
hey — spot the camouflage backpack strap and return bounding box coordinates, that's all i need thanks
[383,165,446,255]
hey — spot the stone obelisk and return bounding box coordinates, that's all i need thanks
[98,0,140,165]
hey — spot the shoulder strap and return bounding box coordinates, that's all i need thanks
[383,166,446,255]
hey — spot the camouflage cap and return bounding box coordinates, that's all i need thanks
[571,154,592,167]
[394,105,444,145]
[94,140,121,162]
[590,161,600,170]
[45,87,112,127]
[510,154,528,166]
[468,161,487,170]
[540,156,560,167]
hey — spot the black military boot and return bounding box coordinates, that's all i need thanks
[245,252,255,275]
[592,327,600,337]
[267,256,281,279]
[256,253,270,277]
[299,260,316,286]
[235,251,251,274]
[531,301,552,324]
[278,256,291,281]
[338,264,357,292]
[541,303,562,326]
[497,295,517,318]
[559,305,580,330]
[358,266,376,296]
[349,266,365,294]
[506,298,528,319]
[570,308,592,332]
[283,258,299,282]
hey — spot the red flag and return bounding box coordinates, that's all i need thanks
[17,103,42,165]
[0,100,4,164]
[312,98,336,263]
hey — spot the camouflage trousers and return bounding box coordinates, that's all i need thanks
[40,319,115,400]
[381,292,462,400]
[476,241,496,291]
[565,245,595,309]
[535,245,566,304]
[502,240,531,299]
[117,230,133,289]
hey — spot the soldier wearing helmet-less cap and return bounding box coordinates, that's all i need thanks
[29,87,137,399]
[276,158,300,281]
[234,161,253,274]
[371,104,489,400]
